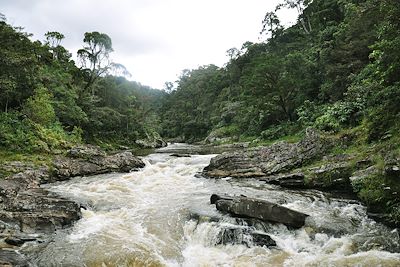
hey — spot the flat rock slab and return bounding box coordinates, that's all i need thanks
[203,129,331,178]
[211,194,308,228]
[52,150,145,180]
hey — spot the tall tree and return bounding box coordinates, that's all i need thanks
[276,0,313,34]
[77,31,113,94]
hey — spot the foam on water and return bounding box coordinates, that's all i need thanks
[34,144,400,266]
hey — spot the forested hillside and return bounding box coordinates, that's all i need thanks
[160,0,400,144]
[1,0,400,152]
[0,15,165,154]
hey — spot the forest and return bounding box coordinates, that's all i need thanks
[0,18,166,153]
[161,0,400,144]
[1,0,399,153]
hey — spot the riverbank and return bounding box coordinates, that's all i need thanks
[0,145,145,266]
[202,128,400,228]
[27,144,400,266]
[1,129,399,265]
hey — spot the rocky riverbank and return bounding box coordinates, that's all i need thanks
[0,145,145,266]
[203,129,400,228]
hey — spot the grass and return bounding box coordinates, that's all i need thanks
[0,149,54,178]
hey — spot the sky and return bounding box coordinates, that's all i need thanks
[1,0,297,89]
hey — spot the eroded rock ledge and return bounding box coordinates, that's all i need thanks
[202,129,400,228]
[203,129,331,178]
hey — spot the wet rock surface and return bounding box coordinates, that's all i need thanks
[189,212,277,248]
[203,129,331,178]
[211,194,309,228]
[135,133,167,148]
[260,172,306,188]
[52,146,145,180]
[0,249,28,266]
[216,227,276,247]
[0,170,81,266]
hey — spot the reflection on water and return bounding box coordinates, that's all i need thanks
[35,144,400,266]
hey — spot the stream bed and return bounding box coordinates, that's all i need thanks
[32,144,400,266]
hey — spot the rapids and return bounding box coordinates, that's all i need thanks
[33,144,400,266]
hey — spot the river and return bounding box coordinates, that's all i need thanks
[33,143,400,266]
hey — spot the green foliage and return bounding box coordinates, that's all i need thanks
[0,111,81,153]
[366,84,400,141]
[22,87,56,126]
[0,17,165,152]
[260,122,299,141]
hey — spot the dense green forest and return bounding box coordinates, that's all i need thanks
[1,0,400,149]
[0,15,165,153]
[160,0,400,144]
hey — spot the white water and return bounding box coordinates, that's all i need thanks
[35,144,400,266]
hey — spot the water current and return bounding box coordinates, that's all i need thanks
[34,143,400,266]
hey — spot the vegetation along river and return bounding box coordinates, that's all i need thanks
[33,144,400,266]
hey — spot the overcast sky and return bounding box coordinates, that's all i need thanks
[1,0,297,89]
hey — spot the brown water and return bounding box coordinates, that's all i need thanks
[34,143,400,266]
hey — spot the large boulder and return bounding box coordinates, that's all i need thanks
[0,168,82,266]
[203,128,331,178]
[0,171,81,234]
[211,194,308,228]
[135,131,167,148]
[52,146,145,180]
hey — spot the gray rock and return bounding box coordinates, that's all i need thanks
[211,194,308,228]
[306,162,354,190]
[384,155,400,177]
[67,145,106,159]
[261,173,306,188]
[260,161,355,191]
[52,149,145,180]
[135,133,167,148]
[170,153,191,158]
[0,249,28,266]
[189,211,276,247]
[203,128,331,178]
[0,173,81,234]
[216,227,276,247]
[0,161,36,175]
[350,166,379,186]
[4,236,37,246]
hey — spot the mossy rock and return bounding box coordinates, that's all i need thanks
[305,162,355,190]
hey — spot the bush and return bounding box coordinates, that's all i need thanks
[297,100,325,127]
[0,111,81,153]
[260,122,299,140]
[366,84,400,141]
[22,86,56,126]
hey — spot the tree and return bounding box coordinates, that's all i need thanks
[0,20,38,112]
[77,31,113,94]
[45,31,64,48]
[260,12,282,39]
[276,0,313,34]
[22,86,56,126]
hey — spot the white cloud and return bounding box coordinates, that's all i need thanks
[1,0,298,89]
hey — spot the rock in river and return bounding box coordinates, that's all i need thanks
[211,194,309,228]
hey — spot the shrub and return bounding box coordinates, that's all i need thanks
[22,86,56,126]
